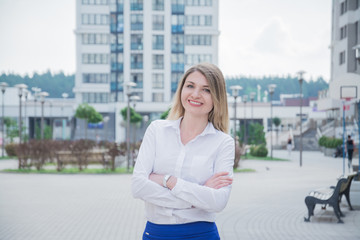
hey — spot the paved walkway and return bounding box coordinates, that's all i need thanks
[0,150,359,240]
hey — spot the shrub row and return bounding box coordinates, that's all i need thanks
[249,144,268,157]
[318,136,343,149]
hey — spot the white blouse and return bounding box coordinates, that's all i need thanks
[131,118,235,224]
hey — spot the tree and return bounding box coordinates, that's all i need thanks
[273,117,281,145]
[120,107,142,124]
[160,108,170,120]
[247,123,266,145]
[4,117,18,143]
[75,103,103,139]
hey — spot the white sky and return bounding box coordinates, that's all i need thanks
[0,0,331,80]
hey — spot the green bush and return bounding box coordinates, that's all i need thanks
[5,143,18,157]
[318,136,342,149]
[250,144,268,157]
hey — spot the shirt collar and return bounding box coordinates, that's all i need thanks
[165,117,217,136]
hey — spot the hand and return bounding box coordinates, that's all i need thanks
[204,172,233,189]
[149,173,163,186]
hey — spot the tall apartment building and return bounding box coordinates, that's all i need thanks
[74,0,219,141]
[318,0,360,113]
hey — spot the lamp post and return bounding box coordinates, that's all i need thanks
[24,90,29,142]
[243,95,248,146]
[32,87,41,139]
[61,93,69,140]
[268,84,276,159]
[250,92,255,121]
[297,71,306,167]
[39,92,49,140]
[15,84,28,144]
[230,86,243,141]
[130,95,140,161]
[124,81,136,172]
[0,82,8,157]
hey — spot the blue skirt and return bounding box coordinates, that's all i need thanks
[143,221,220,240]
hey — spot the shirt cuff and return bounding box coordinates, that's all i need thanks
[170,177,185,196]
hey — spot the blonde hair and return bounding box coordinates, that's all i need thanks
[167,63,229,133]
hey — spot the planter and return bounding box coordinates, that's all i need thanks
[323,147,335,157]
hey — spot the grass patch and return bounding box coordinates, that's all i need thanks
[242,155,289,161]
[0,156,17,160]
[234,168,256,173]
[2,167,133,174]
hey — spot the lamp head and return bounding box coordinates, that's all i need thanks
[297,70,306,84]
[15,84,28,97]
[250,92,256,101]
[268,84,276,94]
[230,85,242,97]
[0,82,8,93]
[243,95,248,103]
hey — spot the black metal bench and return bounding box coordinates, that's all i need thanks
[304,173,357,223]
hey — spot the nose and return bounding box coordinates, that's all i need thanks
[190,87,201,98]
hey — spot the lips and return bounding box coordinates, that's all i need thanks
[188,100,202,106]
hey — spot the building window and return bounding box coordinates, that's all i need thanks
[110,33,124,52]
[185,54,212,65]
[339,51,346,65]
[171,53,185,72]
[152,93,164,102]
[152,35,164,50]
[171,73,182,92]
[131,34,143,50]
[131,14,143,30]
[131,54,143,69]
[111,53,124,71]
[83,73,109,83]
[131,73,143,88]
[153,15,164,30]
[185,15,212,26]
[130,0,143,11]
[152,74,164,89]
[82,33,109,45]
[153,55,164,69]
[340,25,347,40]
[82,93,109,103]
[153,0,164,10]
[340,0,348,15]
[81,14,109,25]
[185,35,211,45]
[82,54,109,64]
[185,0,212,6]
[82,0,109,5]
[172,34,184,53]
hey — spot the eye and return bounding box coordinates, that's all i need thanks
[203,88,211,93]
[186,84,194,88]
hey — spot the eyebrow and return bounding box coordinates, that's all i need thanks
[185,80,209,88]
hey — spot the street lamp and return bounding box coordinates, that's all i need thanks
[230,85,243,141]
[15,84,28,144]
[268,84,276,159]
[61,93,69,140]
[250,92,256,121]
[243,95,248,146]
[24,89,29,142]
[124,81,136,172]
[39,92,49,140]
[0,82,8,157]
[297,70,306,167]
[32,87,41,138]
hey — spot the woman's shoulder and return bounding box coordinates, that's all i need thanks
[148,119,178,129]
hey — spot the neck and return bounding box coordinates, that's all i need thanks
[180,114,209,136]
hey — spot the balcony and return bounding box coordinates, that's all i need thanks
[171,44,184,53]
[131,23,143,31]
[171,25,184,33]
[171,63,184,72]
[131,3,143,11]
[110,23,124,33]
[172,4,184,14]
[131,62,143,69]
[111,63,124,71]
[111,44,123,52]
[131,43,143,50]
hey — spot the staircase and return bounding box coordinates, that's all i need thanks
[294,128,319,151]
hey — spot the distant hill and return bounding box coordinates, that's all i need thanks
[226,75,328,100]
[0,71,74,98]
[0,72,328,101]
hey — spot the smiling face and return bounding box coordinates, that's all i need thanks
[180,71,214,119]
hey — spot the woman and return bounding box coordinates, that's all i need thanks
[131,63,234,239]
